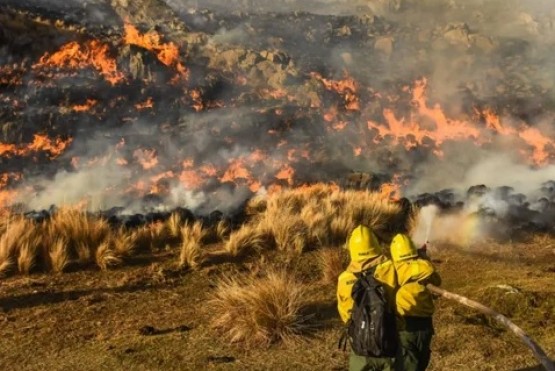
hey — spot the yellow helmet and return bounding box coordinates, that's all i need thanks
[347,225,382,262]
[390,234,418,262]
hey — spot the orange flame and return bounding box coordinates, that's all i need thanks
[369,78,482,150]
[0,134,72,158]
[124,23,188,79]
[135,97,154,110]
[34,41,124,85]
[220,159,261,192]
[483,108,552,164]
[275,164,295,185]
[133,149,158,169]
[72,99,98,112]
[312,72,360,111]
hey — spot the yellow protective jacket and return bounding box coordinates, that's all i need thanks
[337,255,398,324]
[394,258,441,319]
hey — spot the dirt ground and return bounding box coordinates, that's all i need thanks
[1,238,554,371]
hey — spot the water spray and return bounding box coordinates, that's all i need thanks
[418,206,554,370]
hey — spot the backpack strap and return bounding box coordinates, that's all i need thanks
[337,319,352,352]
[359,265,378,279]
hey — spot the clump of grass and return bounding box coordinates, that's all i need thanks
[223,224,269,257]
[46,209,110,253]
[111,229,136,259]
[209,270,313,347]
[166,212,183,239]
[49,238,69,273]
[245,196,267,215]
[130,222,169,252]
[17,240,38,274]
[215,220,230,242]
[319,247,347,285]
[260,211,310,254]
[75,242,92,265]
[95,241,122,271]
[178,221,206,270]
[250,184,401,252]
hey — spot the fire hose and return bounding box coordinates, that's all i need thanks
[426,284,555,371]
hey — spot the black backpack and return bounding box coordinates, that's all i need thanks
[339,266,398,357]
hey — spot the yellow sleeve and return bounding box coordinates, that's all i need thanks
[410,259,440,285]
[337,271,356,323]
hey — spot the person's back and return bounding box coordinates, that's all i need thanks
[337,225,398,371]
[390,234,441,371]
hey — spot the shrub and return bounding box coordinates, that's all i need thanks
[209,270,313,346]
[319,247,346,285]
[178,221,206,270]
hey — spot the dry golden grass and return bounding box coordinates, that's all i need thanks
[178,221,206,270]
[166,212,182,238]
[245,195,267,215]
[215,220,230,241]
[319,247,346,285]
[46,209,110,252]
[0,185,403,276]
[49,238,69,273]
[111,230,136,258]
[224,224,270,257]
[209,270,313,347]
[95,241,122,271]
[262,212,310,254]
[75,242,92,265]
[236,185,402,257]
[17,240,38,274]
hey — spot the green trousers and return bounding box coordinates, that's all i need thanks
[349,350,394,371]
[395,317,434,371]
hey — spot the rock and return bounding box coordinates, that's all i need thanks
[443,23,471,47]
[374,36,394,56]
[340,52,353,65]
[335,25,351,37]
[470,34,496,52]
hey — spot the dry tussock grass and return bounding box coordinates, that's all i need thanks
[245,195,267,215]
[319,247,347,285]
[0,185,402,275]
[49,238,69,273]
[111,229,136,258]
[178,221,206,270]
[17,240,38,274]
[209,270,313,347]
[129,222,174,252]
[234,184,402,258]
[224,224,270,257]
[46,210,110,252]
[166,212,182,238]
[0,209,148,276]
[215,220,230,241]
[95,240,122,271]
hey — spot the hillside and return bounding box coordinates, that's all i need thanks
[1,227,553,370]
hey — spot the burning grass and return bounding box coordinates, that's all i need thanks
[208,270,314,347]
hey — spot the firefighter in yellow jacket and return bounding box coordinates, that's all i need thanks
[390,234,441,371]
[337,225,398,371]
